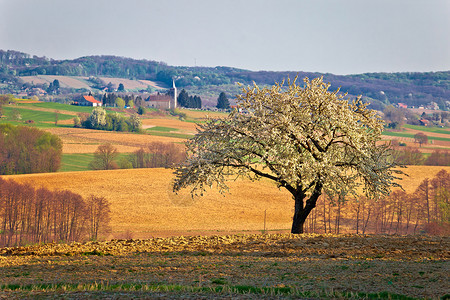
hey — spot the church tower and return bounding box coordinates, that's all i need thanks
[169,79,177,109]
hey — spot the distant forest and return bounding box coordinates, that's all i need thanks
[1,49,449,110]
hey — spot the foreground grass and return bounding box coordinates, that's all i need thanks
[0,283,423,299]
[0,234,448,299]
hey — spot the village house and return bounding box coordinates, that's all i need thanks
[146,80,177,109]
[419,119,430,126]
[74,95,102,107]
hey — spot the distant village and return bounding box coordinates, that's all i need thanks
[73,80,178,110]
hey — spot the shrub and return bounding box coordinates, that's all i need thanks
[82,109,142,132]
[137,106,146,115]
[0,124,62,174]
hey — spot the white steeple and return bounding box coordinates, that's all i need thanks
[170,79,177,109]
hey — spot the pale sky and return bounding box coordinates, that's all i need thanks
[0,0,449,75]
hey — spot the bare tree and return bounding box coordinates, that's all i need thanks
[89,143,119,170]
[55,110,60,126]
[86,195,111,240]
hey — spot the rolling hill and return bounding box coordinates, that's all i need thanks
[1,49,449,110]
[4,166,449,238]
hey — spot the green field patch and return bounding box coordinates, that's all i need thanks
[403,124,450,135]
[16,102,94,114]
[18,102,125,115]
[60,153,131,172]
[146,126,179,132]
[382,130,450,142]
[1,106,74,127]
[60,153,95,172]
[146,131,193,139]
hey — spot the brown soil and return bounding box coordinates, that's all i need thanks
[0,234,448,299]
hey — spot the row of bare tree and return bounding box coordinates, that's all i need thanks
[304,169,450,235]
[392,145,450,166]
[129,142,186,169]
[0,178,111,247]
[89,142,186,170]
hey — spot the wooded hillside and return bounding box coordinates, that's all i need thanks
[1,50,449,109]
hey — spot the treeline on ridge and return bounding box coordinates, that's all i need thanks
[1,50,449,109]
[0,178,111,247]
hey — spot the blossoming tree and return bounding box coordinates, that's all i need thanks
[174,77,401,233]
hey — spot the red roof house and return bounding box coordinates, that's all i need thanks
[77,95,102,107]
[419,119,430,126]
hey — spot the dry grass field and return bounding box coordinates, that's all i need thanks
[182,109,228,120]
[38,108,225,155]
[19,76,166,91]
[141,117,198,132]
[6,168,291,238]
[44,127,186,154]
[5,166,449,239]
[19,75,92,89]
[138,79,167,89]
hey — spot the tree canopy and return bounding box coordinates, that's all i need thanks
[115,97,125,109]
[176,89,201,109]
[174,77,401,233]
[414,132,428,147]
[216,92,230,109]
[0,124,62,174]
[88,143,119,170]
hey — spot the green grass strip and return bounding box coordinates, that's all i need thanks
[146,131,193,139]
[17,102,94,114]
[146,126,179,132]
[403,124,450,135]
[59,153,95,172]
[59,153,131,172]
[382,131,450,142]
[0,282,422,299]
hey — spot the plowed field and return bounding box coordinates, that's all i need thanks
[0,234,448,299]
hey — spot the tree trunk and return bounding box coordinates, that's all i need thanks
[291,190,304,233]
[291,182,323,234]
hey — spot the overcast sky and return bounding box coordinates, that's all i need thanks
[0,0,449,75]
